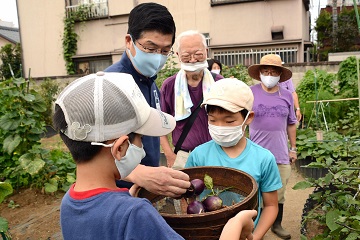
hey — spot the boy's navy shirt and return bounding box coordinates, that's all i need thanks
[105,53,161,188]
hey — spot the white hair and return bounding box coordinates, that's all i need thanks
[176,30,207,52]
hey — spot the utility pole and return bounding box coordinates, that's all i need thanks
[332,0,338,50]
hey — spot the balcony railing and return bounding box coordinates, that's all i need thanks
[66,1,108,19]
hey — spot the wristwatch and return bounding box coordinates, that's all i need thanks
[289,147,297,152]
[296,108,300,111]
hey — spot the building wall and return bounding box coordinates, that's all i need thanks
[18,0,66,78]
[18,0,310,78]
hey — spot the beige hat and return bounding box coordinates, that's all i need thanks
[201,78,253,112]
[247,54,292,82]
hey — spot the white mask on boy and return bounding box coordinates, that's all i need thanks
[208,112,250,147]
[113,141,146,179]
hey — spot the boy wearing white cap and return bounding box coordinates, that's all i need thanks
[54,72,257,240]
[185,78,282,240]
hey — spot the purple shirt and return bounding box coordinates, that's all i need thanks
[160,73,223,151]
[249,84,297,164]
[278,78,295,93]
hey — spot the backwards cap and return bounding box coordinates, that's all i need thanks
[55,72,175,142]
[201,78,254,112]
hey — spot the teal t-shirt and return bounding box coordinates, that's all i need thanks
[185,138,282,225]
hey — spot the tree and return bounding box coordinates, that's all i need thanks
[0,43,22,80]
[315,7,360,61]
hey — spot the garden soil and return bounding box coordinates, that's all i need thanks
[0,148,314,240]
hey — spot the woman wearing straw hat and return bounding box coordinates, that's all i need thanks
[248,54,297,239]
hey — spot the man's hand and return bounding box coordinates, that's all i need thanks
[126,165,190,198]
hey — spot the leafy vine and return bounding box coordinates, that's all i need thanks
[62,5,90,75]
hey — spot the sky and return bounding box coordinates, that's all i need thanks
[0,0,327,36]
[0,0,18,27]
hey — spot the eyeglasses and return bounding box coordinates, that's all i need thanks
[136,41,174,56]
[180,51,205,63]
[260,68,281,77]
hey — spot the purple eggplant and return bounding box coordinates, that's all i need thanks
[202,195,223,212]
[191,179,205,195]
[187,200,205,214]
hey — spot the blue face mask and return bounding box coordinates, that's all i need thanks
[127,37,168,78]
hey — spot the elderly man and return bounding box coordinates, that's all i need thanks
[248,54,297,239]
[160,30,223,169]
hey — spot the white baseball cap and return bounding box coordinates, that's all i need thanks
[55,72,175,142]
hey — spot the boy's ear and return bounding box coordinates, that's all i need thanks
[245,111,255,125]
[111,135,129,160]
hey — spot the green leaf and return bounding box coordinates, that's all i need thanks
[23,94,35,102]
[345,232,359,240]
[0,114,17,131]
[292,181,314,190]
[326,210,341,231]
[0,217,9,232]
[204,174,213,190]
[3,134,22,154]
[18,153,45,175]
[44,179,58,193]
[0,182,13,203]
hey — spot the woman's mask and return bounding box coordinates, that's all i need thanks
[260,73,280,88]
[211,69,221,75]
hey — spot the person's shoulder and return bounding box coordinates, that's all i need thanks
[250,83,261,93]
[192,140,217,154]
[214,73,224,80]
[162,73,178,87]
[246,139,274,159]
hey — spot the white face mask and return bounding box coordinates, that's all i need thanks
[208,112,250,147]
[211,69,221,75]
[260,73,280,88]
[113,141,146,179]
[180,60,208,72]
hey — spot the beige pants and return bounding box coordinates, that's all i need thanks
[172,150,190,170]
[277,164,292,204]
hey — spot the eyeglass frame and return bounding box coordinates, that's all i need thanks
[135,40,174,56]
[179,49,206,63]
[259,66,282,77]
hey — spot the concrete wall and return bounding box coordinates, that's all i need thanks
[30,62,341,91]
[328,51,360,62]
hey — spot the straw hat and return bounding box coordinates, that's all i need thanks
[247,54,292,82]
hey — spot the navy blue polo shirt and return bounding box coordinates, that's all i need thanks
[104,53,161,188]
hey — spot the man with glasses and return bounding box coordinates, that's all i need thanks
[104,3,190,198]
[247,54,297,239]
[160,30,223,169]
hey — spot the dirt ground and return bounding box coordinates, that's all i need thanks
[0,167,313,240]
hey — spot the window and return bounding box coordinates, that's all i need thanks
[74,56,112,75]
[211,0,262,6]
[203,33,211,47]
[65,0,108,18]
[212,47,298,66]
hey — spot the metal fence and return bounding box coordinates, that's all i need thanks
[213,47,298,66]
[66,1,108,18]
